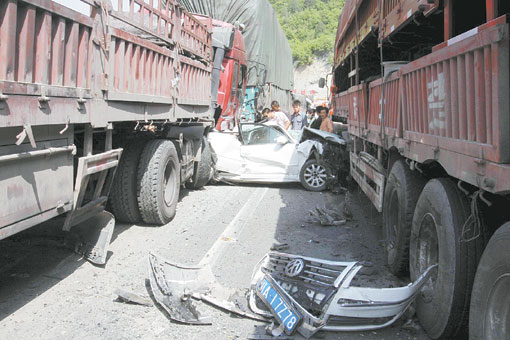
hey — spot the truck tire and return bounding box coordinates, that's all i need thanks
[185,136,212,190]
[300,159,330,192]
[108,141,146,223]
[410,178,482,339]
[469,222,510,340]
[382,160,425,276]
[137,140,180,225]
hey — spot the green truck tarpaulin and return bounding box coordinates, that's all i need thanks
[178,0,294,112]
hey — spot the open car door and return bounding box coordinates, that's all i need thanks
[238,123,301,181]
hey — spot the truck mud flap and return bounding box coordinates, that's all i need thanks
[69,211,115,265]
[350,152,385,212]
[63,149,122,265]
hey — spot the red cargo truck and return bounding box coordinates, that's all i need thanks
[0,0,245,263]
[330,1,510,339]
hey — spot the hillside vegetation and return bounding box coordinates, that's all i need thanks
[269,0,345,65]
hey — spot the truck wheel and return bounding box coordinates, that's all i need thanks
[185,136,212,190]
[382,160,425,276]
[410,178,482,339]
[108,141,146,223]
[137,140,180,225]
[469,222,510,340]
[300,159,330,192]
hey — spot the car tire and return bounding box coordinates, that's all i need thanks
[382,160,425,276]
[137,140,180,225]
[410,178,483,339]
[469,222,510,340]
[185,136,212,190]
[108,141,147,223]
[300,159,330,192]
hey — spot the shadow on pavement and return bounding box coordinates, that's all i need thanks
[0,188,192,321]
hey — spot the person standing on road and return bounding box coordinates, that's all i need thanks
[290,100,307,130]
[317,106,334,133]
[265,101,291,130]
[309,108,322,129]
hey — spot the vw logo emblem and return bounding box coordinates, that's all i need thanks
[285,258,305,278]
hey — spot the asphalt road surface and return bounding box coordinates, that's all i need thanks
[0,183,431,340]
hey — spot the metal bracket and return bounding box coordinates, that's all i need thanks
[38,87,50,109]
[15,124,37,148]
[59,118,70,135]
[77,97,87,110]
[0,91,8,110]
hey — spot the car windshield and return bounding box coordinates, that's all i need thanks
[287,129,303,142]
[240,124,288,145]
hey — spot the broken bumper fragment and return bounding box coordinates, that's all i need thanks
[249,252,435,338]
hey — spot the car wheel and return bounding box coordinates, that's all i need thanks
[410,178,483,339]
[137,140,180,225]
[469,222,510,340]
[300,159,330,192]
[382,160,425,276]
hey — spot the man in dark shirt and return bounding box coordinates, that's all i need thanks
[309,108,322,129]
[290,100,307,130]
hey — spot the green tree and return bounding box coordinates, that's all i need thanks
[269,0,345,65]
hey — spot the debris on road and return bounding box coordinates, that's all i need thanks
[148,252,212,325]
[342,193,353,220]
[194,293,269,322]
[270,243,290,251]
[147,252,269,325]
[402,319,421,334]
[249,252,437,338]
[307,206,346,226]
[115,289,153,307]
[247,325,294,340]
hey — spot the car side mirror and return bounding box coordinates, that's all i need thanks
[318,77,326,88]
[276,136,288,145]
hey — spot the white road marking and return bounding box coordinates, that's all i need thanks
[198,187,269,267]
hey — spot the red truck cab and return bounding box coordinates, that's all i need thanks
[194,16,248,131]
[215,24,247,130]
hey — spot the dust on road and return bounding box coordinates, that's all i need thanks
[0,183,429,340]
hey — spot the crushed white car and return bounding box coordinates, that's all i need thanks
[208,123,349,191]
[249,252,436,338]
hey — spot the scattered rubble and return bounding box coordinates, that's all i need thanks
[307,206,346,226]
[270,243,289,251]
[115,289,153,307]
[247,325,294,340]
[147,252,268,326]
[402,319,421,334]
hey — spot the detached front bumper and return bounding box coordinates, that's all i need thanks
[249,252,435,338]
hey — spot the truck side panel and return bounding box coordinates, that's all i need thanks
[338,16,510,194]
[401,18,510,164]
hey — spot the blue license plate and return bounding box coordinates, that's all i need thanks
[256,277,301,334]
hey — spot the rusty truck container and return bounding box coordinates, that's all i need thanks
[331,1,510,339]
[0,0,214,241]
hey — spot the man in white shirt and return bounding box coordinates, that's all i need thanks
[262,101,290,130]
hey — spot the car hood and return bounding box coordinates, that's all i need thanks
[300,127,345,145]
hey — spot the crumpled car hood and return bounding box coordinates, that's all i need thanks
[301,127,346,145]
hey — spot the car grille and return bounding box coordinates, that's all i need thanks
[261,253,348,313]
[264,253,346,286]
